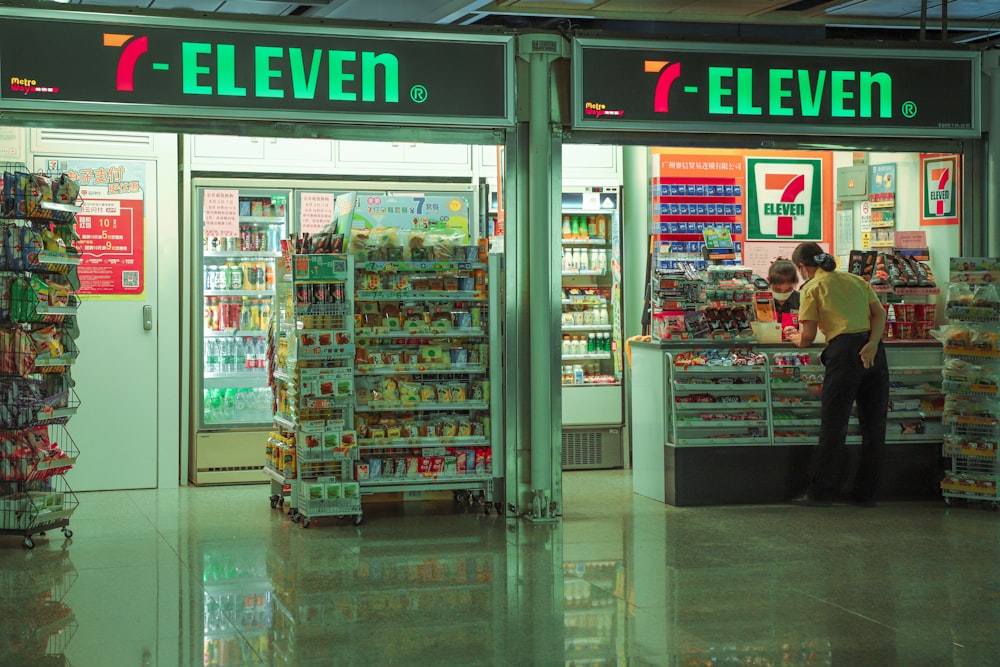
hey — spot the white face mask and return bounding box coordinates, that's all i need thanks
[773,291,793,302]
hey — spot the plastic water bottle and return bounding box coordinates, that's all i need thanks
[205,388,222,423]
[221,388,235,421]
[206,339,220,374]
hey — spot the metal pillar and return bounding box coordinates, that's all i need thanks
[506,33,567,521]
[984,53,1000,256]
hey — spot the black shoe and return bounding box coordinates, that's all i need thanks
[789,493,833,507]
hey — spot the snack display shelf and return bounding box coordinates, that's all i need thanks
[35,251,81,266]
[674,365,766,374]
[34,304,77,316]
[562,298,608,306]
[356,401,489,413]
[205,250,281,259]
[359,475,494,489]
[355,365,486,376]
[674,382,762,390]
[562,353,611,361]
[773,400,822,408]
[357,437,489,449]
[675,402,769,410]
[356,290,485,301]
[359,261,487,272]
[675,420,769,429]
[355,328,487,339]
[204,289,276,297]
[204,329,269,338]
[889,387,943,396]
[941,381,998,396]
[676,437,771,446]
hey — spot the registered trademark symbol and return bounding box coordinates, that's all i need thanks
[410,85,428,103]
[901,100,918,118]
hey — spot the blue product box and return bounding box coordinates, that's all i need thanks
[694,222,704,232]
[723,185,734,197]
[735,204,743,215]
[694,185,706,197]
[658,184,670,196]
[733,185,743,197]
[680,204,691,215]
[669,184,681,196]
[736,242,743,252]
[706,204,716,216]
[687,242,699,253]
[667,204,678,215]
[685,185,697,196]
[722,204,733,215]
[705,185,716,197]
[696,204,707,215]
[735,222,743,234]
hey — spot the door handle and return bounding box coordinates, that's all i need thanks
[142,305,153,331]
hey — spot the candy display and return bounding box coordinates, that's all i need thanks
[673,347,766,367]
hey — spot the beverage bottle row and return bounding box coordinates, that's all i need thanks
[561,248,606,273]
[204,387,272,423]
[560,333,611,356]
[204,225,281,253]
[561,214,609,241]
[204,297,271,332]
[204,261,275,291]
[204,337,269,374]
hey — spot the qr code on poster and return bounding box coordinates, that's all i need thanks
[122,271,140,288]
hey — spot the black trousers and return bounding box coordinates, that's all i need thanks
[807,332,889,501]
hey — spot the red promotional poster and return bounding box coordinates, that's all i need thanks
[40,158,148,299]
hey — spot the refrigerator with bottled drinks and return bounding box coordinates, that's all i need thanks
[191,183,289,485]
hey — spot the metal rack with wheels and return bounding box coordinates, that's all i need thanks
[264,253,363,527]
[939,258,1000,510]
[0,169,84,549]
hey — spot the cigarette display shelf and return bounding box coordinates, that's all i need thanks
[350,254,502,514]
[265,253,362,528]
[941,258,1000,510]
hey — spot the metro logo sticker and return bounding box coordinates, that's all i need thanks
[747,158,823,240]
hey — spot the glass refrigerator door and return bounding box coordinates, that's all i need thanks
[198,188,289,429]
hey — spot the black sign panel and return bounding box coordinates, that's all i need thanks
[573,39,980,137]
[0,15,512,126]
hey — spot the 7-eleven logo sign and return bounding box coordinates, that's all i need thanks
[924,157,956,218]
[747,158,823,241]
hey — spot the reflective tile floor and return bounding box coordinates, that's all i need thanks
[1,471,998,666]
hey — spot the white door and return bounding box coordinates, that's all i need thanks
[34,156,159,491]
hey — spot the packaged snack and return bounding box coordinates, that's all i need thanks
[407,229,430,261]
[450,383,467,402]
[441,419,458,437]
[457,421,473,437]
[343,482,360,499]
[400,381,420,405]
[308,483,325,501]
[28,174,55,219]
[419,384,435,402]
[355,463,370,480]
[13,172,30,219]
[368,457,383,479]
[474,449,486,475]
[436,384,453,403]
[382,377,400,402]
[444,456,457,477]
[896,253,920,285]
[382,457,395,477]
[325,482,343,499]
[427,230,466,260]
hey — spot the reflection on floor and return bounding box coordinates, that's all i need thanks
[1,470,998,666]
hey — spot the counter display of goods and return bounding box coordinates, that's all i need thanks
[0,166,82,549]
[940,257,1000,509]
[631,339,945,506]
[651,264,756,342]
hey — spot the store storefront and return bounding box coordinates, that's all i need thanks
[561,37,986,505]
[0,7,563,515]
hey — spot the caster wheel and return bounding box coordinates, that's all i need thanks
[23,537,34,550]
[354,515,363,526]
[302,519,311,529]
[62,528,73,539]
[454,491,466,504]
[944,497,952,506]
[292,513,301,523]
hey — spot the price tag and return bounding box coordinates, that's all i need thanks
[861,231,871,249]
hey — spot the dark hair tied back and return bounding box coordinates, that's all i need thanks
[792,242,836,272]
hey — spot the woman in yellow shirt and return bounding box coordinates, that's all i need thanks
[784,242,888,507]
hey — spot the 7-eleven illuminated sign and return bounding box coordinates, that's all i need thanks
[747,158,823,240]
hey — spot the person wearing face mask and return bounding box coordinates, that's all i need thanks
[784,242,888,508]
[767,258,800,317]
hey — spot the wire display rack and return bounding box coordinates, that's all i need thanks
[0,165,83,548]
[941,258,1000,511]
